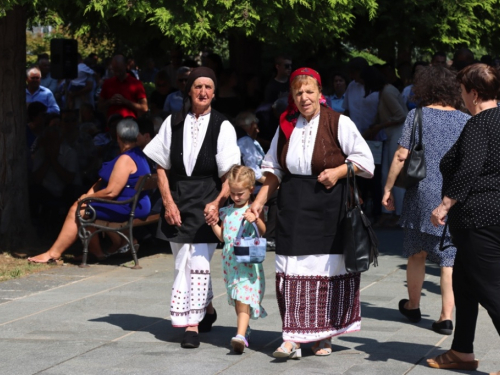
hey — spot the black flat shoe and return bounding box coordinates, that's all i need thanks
[181,331,200,348]
[398,299,422,323]
[432,320,453,335]
[198,309,217,333]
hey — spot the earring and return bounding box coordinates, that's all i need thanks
[473,99,478,105]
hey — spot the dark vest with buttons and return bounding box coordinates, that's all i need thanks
[274,106,348,256]
[157,110,226,243]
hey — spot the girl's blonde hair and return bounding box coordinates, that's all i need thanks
[227,165,256,189]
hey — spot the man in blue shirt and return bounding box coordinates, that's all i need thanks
[26,67,60,114]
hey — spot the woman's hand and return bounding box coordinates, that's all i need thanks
[204,201,219,226]
[248,200,264,219]
[243,211,257,223]
[164,200,182,227]
[381,190,395,211]
[431,203,448,227]
[318,168,341,189]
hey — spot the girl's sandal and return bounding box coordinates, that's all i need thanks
[311,338,332,356]
[273,341,301,359]
[427,351,478,370]
[230,334,248,354]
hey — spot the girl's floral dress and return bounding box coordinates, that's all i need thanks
[219,204,267,319]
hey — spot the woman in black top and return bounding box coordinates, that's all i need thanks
[428,63,500,372]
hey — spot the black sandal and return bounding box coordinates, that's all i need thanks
[199,309,217,333]
[181,331,200,348]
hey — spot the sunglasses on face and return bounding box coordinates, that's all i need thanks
[283,64,292,69]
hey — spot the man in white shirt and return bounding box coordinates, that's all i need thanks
[67,54,96,109]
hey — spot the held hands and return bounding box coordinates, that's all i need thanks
[381,190,395,211]
[204,201,219,226]
[164,200,182,227]
[318,168,340,189]
[431,203,448,227]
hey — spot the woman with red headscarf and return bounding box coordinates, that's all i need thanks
[250,68,374,359]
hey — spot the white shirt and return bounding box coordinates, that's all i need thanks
[143,112,240,177]
[237,136,265,179]
[342,81,379,133]
[70,63,95,87]
[262,114,374,182]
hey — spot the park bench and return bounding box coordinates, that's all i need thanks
[76,173,159,269]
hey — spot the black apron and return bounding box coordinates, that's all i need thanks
[276,174,346,256]
[156,110,226,244]
[157,173,219,243]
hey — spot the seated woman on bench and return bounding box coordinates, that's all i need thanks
[28,118,151,264]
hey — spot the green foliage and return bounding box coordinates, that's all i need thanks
[26,26,115,66]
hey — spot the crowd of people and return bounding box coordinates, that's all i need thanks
[24,47,500,374]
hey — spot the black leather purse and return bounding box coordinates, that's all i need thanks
[342,162,379,273]
[395,107,426,189]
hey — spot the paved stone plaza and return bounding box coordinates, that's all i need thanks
[0,229,498,374]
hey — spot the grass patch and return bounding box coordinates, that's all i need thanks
[0,253,54,282]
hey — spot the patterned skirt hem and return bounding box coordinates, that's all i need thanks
[227,287,267,320]
[282,320,361,343]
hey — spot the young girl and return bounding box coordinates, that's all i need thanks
[211,165,267,354]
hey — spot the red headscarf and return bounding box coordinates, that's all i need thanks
[279,67,329,139]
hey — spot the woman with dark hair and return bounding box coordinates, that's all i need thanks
[426,63,500,372]
[144,67,240,349]
[383,66,470,335]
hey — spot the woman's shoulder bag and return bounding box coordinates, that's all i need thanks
[394,107,426,189]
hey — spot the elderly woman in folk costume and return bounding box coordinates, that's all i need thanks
[144,67,240,349]
[250,68,374,359]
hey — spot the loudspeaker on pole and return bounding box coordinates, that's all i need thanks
[50,39,78,79]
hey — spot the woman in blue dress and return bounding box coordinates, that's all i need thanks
[28,118,151,263]
[382,66,470,335]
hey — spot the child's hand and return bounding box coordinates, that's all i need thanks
[243,211,257,223]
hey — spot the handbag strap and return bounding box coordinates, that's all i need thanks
[235,217,261,239]
[345,161,361,208]
[410,107,423,149]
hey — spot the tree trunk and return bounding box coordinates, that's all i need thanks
[0,6,29,252]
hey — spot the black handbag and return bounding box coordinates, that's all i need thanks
[394,107,426,189]
[342,161,379,273]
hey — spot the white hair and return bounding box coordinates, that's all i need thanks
[235,111,258,129]
[116,118,139,142]
[26,67,41,78]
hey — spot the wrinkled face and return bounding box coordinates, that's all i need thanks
[292,77,321,119]
[189,77,215,111]
[229,182,253,207]
[333,75,347,94]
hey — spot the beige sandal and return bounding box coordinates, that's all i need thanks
[273,341,301,359]
[427,350,478,370]
[311,339,332,356]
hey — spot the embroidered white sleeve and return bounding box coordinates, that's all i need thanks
[216,120,241,177]
[143,116,172,170]
[261,127,285,182]
[338,115,375,178]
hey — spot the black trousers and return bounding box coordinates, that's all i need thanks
[450,225,500,353]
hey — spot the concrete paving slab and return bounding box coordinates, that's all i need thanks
[0,229,499,375]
